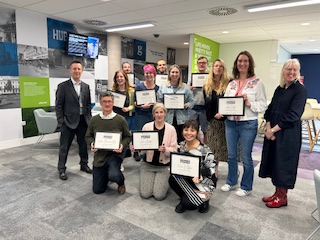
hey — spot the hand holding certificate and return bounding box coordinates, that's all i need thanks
[218,96,245,116]
[164,94,184,109]
[110,91,126,109]
[136,90,156,106]
[127,73,134,86]
[170,152,200,178]
[132,131,159,150]
[94,132,122,150]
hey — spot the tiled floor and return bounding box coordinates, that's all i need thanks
[0,138,320,239]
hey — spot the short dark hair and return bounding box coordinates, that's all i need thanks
[183,120,199,133]
[99,91,114,101]
[197,56,208,63]
[69,60,83,68]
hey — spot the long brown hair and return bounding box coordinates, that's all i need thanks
[232,51,255,79]
[112,70,130,93]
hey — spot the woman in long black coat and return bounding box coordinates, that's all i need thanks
[259,58,307,208]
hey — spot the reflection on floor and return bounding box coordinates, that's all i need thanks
[0,138,320,240]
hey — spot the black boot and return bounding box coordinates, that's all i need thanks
[134,152,140,161]
[199,201,210,213]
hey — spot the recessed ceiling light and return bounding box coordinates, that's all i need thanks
[105,22,155,32]
[309,39,316,42]
[183,42,189,45]
[301,22,310,26]
[313,48,319,51]
[246,0,320,12]
[222,31,229,34]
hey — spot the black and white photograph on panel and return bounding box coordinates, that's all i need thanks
[0,76,20,109]
[95,79,108,102]
[18,45,49,77]
[134,60,146,82]
[48,48,94,79]
[0,7,16,43]
[121,37,134,59]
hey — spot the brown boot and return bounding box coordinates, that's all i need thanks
[266,187,288,208]
[262,187,279,202]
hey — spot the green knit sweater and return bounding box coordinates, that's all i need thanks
[85,114,131,167]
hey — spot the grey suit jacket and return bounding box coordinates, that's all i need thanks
[55,79,92,129]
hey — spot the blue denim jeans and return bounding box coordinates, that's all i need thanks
[225,119,258,191]
[135,111,154,130]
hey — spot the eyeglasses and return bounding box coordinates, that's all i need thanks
[101,100,113,104]
[285,68,299,72]
[197,62,208,65]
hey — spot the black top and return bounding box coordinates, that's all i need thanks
[150,123,167,166]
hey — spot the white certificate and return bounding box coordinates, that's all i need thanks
[155,74,168,86]
[132,131,159,150]
[111,91,126,108]
[94,132,121,150]
[191,73,209,88]
[164,93,184,109]
[170,153,200,178]
[136,89,156,105]
[218,96,245,116]
[127,73,134,86]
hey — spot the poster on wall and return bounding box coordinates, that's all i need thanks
[167,47,176,65]
[121,37,134,59]
[190,34,219,73]
[134,39,146,61]
[0,42,18,76]
[0,76,20,109]
[18,45,49,77]
[19,76,50,108]
[47,18,75,50]
[0,7,16,43]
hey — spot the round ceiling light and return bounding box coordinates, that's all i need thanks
[83,19,107,26]
[208,7,238,16]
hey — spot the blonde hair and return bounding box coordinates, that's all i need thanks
[280,59,301,88]
[167,64,184,88]
[152,102,167,115]
[204,59,230,96]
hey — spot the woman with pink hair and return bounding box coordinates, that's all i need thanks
[134,64,159,131]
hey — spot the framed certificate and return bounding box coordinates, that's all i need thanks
[94,132,122,150]
[127,73,135,86]
[132,131,159,150]
[218,96,245,116]
[191,73,209,88]
[136,89,156,105]
[164,93,184,109]
[111,91,126,108]
[155,74,168,86]
[170,152,201,178]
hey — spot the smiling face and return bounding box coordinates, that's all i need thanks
[197,58,208,73]
[144,70,155,82]
[169,66,180,85]
[283,63,299,84]
[157,60,167,73]
[183,126,198,143]
[116,72,126,87]
[237,54,249,75]
[69,63,83,82]
[153,106,166,123]
[122,63,131,73]
[212,60,224,78]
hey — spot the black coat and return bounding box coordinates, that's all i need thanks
[258,80,307,189]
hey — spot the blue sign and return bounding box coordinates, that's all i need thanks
[47,18,74,50]
[134,40,146,61]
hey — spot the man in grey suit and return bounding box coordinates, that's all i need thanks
[56,60,92,180]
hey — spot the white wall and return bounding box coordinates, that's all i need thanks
[175,49,189,66]
[219,40,280,100]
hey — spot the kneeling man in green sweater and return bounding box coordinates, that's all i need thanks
[85,91,131,195]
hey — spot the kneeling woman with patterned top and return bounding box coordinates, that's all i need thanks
[169,120,217,213]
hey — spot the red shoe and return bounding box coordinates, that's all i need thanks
[265,196,287,208]
[265,188,288,208]
[262,188,279,202]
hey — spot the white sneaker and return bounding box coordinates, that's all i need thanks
[236,188,252,197]
[120,163,124,172]
[221,184,237,192]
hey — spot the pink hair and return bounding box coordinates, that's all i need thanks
[143,64,157,77]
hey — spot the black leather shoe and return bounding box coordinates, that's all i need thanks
[134,152,141,161]
[125,149,132,158]
[80,165,92,174]
[175,203,186,213]
[199,201,210,213]
[59,172,68,180]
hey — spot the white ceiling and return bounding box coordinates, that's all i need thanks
[1,0,320,54]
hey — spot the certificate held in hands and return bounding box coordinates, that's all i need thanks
[136,89,156,105]
[164,93,184,109]
[132,131,159,150]
[94,132,122,150]
[218,96,245,116]
[127,73,135,86]
[191,73,209,88]
[170,152,200,178]
[110,91,126,108]
[155,74,168,86]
